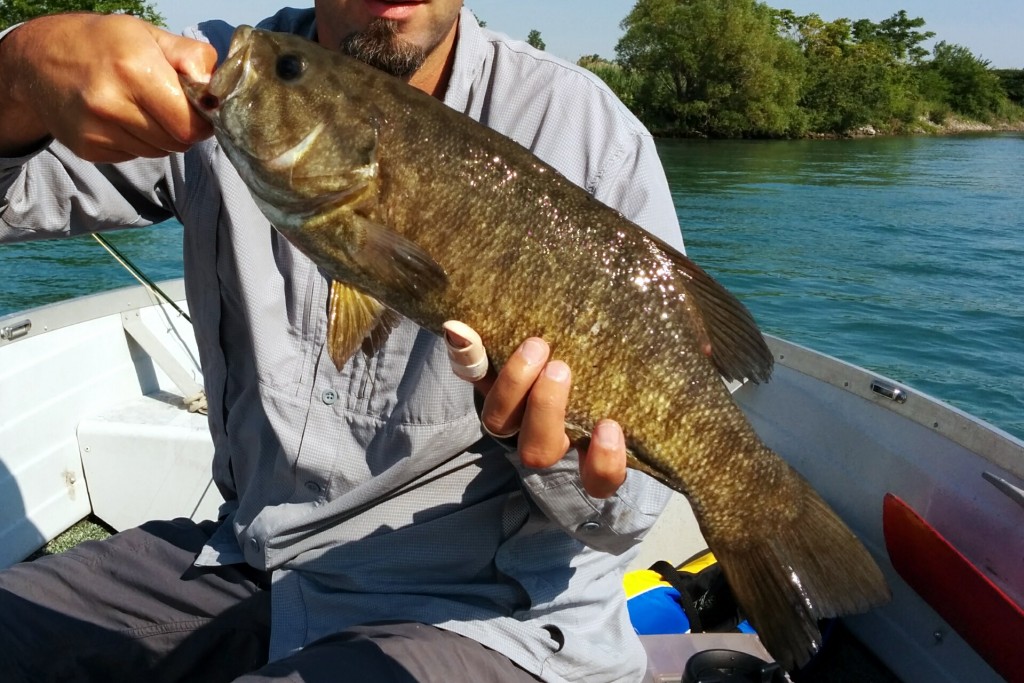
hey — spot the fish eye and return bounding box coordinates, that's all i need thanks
[276,54,306,82]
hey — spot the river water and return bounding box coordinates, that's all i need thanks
[660,133,1024,440]
[1,133,1022,439]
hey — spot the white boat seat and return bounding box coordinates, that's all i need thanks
[77,391,222,531]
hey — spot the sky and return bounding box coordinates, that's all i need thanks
[156,1,1022,69]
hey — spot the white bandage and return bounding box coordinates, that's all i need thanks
[442,320,489,382]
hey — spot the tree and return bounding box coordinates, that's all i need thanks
[994,69,1024,106]
[852,10,934,64]
[0,0,164,30]
[616,0,805,137]
[791,13,919,132]
[526,29,545,51]
[925,41,1007,120]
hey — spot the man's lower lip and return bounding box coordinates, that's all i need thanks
[365,0,423,20]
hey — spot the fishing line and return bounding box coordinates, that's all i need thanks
[92,232,191,323]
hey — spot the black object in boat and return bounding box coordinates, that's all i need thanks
[682,649,786,683]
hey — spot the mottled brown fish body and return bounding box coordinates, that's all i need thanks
[183,26,889,669]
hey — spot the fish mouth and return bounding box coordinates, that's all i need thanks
[181,25,255,121]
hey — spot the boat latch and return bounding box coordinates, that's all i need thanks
[0,319,31,342]
[870,379,907,404]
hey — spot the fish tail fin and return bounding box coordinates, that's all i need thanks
[710,484,890,671]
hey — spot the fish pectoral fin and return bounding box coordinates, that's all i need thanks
[670,250,774,384]
[352,213,448,302]
[326,280,395,370]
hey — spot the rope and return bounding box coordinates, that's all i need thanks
[184,391,209,415]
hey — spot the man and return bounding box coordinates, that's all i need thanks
[0,2,683,680]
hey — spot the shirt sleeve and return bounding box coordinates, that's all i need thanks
[0,142,177,244]
[509,452,673,555]
[594,131,685,254]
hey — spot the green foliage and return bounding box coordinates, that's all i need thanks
[851,10,934,64]
[26,517,111,560]
[994,70,1024,105]
[925,41,1007,121]
[796,13,919,133]
[0,0,164,30]
[603,2,1013,137]
[615,0,806,138]
[526,29,545,51]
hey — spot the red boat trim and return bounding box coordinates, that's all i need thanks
[883,493,1024,682]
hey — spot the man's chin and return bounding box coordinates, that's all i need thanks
[342,18,426,78]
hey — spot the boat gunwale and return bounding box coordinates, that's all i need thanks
[0,279,188,346]
[759,334,1024,481]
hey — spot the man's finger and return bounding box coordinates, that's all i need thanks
[517,361,572,468]
[580,419,627,498]
[154,26,217,84]
[442,321,490,385]
[480,337,550,438]
[147,26,217,144]
[71,120,176,162]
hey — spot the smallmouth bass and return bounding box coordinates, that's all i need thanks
[182,26,889,669]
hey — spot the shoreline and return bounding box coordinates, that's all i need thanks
[842,115,1024,139]
[653,116,1024,141]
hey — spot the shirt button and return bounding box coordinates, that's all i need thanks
[305,481,322,494]
[249,538,260,553]
[578,521,601,532]
[321,389,338,405]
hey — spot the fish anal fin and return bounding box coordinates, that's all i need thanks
[625,448,678,489]
[326,280,392,370]
[667,248,773,384]
[707,478,890,670]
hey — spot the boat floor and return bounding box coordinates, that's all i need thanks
[792,621,901,683]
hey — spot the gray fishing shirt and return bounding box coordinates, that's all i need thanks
[0,8,683,682]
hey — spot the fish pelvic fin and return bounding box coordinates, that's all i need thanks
[708,482,890,671]
[326,280,396,370]
[668,249,774,384]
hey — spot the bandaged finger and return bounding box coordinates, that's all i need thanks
[442,320,489,382]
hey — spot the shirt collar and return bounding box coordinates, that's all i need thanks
[442,8,488,113]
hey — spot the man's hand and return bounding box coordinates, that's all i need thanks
[0,13,217,160]
[443,321,627,498]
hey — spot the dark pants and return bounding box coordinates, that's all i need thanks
[0,518,540,683]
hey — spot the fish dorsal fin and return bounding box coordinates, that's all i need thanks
[351,213,448,303]
[326,280,394,370]
[671,249,773,384]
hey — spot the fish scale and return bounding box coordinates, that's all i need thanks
[182,25,890,670]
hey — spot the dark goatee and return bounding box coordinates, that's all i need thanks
[341,19,426,78]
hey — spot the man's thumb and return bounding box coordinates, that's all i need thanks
[152,27,217,83]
